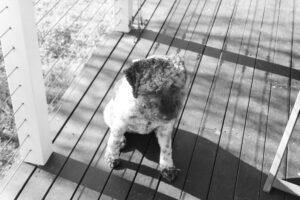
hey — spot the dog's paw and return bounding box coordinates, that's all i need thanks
[107,157,120,169]
[160,166,179,182]
[105,152,120,169]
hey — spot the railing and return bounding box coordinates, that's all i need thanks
[0,0,134,194]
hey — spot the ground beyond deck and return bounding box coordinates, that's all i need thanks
[2,0,300,199]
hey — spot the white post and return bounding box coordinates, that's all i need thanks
[0,0,52,165]
[114,0,133,32]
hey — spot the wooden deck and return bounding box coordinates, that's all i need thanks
[2,0,300,199]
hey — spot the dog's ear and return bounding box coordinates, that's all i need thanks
[124,62,141,98]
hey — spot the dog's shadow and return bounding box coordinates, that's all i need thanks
[112,129,293,200]
[120,131,160,164]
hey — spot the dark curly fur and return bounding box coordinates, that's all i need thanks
[124,57,186,120]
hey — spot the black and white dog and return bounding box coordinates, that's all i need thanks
[103,55,187,181]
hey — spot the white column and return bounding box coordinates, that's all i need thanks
[0,0,52,165]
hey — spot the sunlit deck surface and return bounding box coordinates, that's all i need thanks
[3,0,300,199]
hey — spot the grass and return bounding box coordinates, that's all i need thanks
[0,48,18,180]
[0,0,113,179]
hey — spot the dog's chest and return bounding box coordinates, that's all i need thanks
[127,114,160,134]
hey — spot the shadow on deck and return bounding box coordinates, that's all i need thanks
[41,129,275,200]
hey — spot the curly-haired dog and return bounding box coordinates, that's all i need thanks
[103,55,187,181]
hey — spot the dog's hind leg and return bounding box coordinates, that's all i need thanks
[119,135,127,151]
[105,124,126,168]
[156,122,179,182]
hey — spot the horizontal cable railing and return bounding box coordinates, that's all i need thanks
[0,135,31,194]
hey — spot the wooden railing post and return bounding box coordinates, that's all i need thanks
[114,0,133,32]
[0,0,52,165]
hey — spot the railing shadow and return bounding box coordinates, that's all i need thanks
[129,29,300,81]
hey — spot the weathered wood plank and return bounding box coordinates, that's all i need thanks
[207,0,264,198]
[265,0,295,188]
[286,0,300,199]
[259,0,294,198]
[177,0,249,198]
[233,0,280,199]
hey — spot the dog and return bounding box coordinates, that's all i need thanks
[103,54,187,182]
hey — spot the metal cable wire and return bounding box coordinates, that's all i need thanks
[45,4,112,87]
[0,150,31,194]
[0,6,8,15]
[0,143,31,195]
[0,47,15,71]
[12,103,24,117]
[46,5,113,111]
[39,0,107,79]
[40,0,82,39]
[2,46,15,59]
[36,0,61,25]
[4,66,18,80]
[48,47,95,116]
[62,3,113,76]
[0,118,26,154]
[0,66,18,89]
[43,0,111,80]
[2,134,30,166]
[34,0,42,6]
[0,84,21,110]
[40,0,102,46]
[50,0,143,122]
[0,27,12,39]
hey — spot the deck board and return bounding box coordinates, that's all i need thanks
[259,0,294,199]
[2,0,300,199]
[287,0,300,200]
[233,0,271,199]
[206,0,255,198]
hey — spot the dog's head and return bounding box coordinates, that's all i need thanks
[124,55,187,119]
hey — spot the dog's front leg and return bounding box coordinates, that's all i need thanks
[156,123,178,182]
[105,124,126,168]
